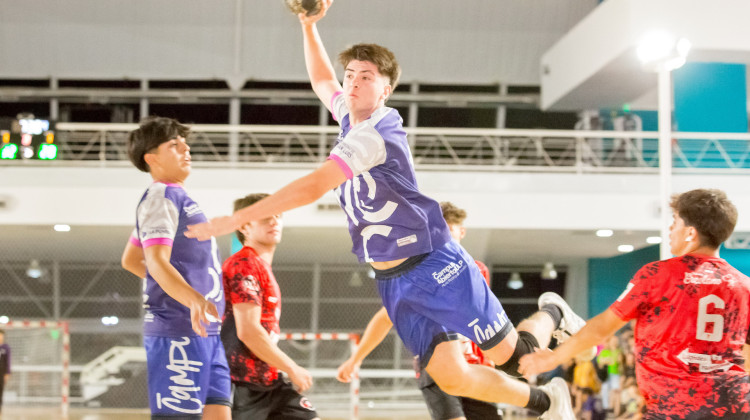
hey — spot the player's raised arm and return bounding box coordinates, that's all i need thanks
[299,0,341,112]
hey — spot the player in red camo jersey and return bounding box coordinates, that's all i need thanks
[221,193,319,420]
[520,188,750,420]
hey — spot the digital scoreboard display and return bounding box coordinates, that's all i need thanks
[0,117,57,160]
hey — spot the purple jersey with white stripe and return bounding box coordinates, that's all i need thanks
[328,93,451,262]
[131,182,225,336]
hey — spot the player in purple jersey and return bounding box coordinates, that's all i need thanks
[186,2,588,418]
[121,116,231,420]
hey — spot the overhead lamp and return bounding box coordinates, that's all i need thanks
[507,272,523,290]
[646,236,662,244]
[0,316,9,324]
[54,224,71,232]
[618,244,635,253]
[541,262,558,280]
[636,30,691,73]
[596,229,613,238]
[26,259,44,279]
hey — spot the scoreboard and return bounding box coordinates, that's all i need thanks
[1,117,57,160]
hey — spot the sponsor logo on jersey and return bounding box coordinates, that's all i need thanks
[299,396,315,410]
[468,312,509,345]
[155,337,204,414]
[184,203,203,218]
[683,271,736,286]
[397,234,417,247]
[433,260,465,286]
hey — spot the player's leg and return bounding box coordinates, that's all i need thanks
[425,340,531,407]
[144,336,203,419]
[419,378,466,420]
[459,395,502,420]
[230,383,273,420]
[267,381,319,420]
[202,335,231,420]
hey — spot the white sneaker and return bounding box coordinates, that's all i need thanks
[538,292,597,360]
[538,377,575,420]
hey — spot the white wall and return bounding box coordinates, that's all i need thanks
[3,165,749,231]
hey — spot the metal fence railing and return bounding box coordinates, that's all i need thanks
[8,123,748,174]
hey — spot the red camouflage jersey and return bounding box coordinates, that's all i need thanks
[610,254,750,419]
[220,246,283,390]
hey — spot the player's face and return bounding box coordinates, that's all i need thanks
[247,214,283,246]
[149,136,191,182]
[447,223,466,243]
[669,211,692,256]
[343,60,392,116]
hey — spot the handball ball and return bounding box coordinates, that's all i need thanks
[285,0,322,17]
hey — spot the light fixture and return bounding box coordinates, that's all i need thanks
[26,259,44,279]
[507,272,523,290]
[618,244,635,253]
[646,236,662,244]
[0,315,8,324]
[101,316,119,326]
[54,224,71,232]
[636,30,692,73]
[596,229,614,238]
[541,262,558,280]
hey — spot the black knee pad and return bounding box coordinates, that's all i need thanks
[496,330,539,377]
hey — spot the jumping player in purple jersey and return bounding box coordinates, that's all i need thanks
[121,116,231,420]
[186,2,590,418]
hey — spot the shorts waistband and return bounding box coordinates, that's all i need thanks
[374,253,429,280]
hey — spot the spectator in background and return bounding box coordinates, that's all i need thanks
[579,387,606,420]
[597,335,622,410]
[0,330,10,415]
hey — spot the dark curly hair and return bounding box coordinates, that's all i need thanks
[127,117,190,173]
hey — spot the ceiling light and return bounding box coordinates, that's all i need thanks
[54,224,71,232]
[646,236,662,244]
[101,316,119,326]
[541,262,558,280]
[26,259,44,279]
[637,30,691,72]
[618,244,635,253]
[0,316,8,324]
[507,272,523,290]
[596,229,613,237]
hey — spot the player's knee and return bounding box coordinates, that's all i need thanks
[496,330,539,377]
[427,364,472,396]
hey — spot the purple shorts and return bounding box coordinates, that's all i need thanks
[376,240,512,369]
[144,335,231,418]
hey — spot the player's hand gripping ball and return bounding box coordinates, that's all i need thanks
[284,0,322,17]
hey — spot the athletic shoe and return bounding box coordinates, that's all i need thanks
[538,292,597,360]
[538,377,575,420]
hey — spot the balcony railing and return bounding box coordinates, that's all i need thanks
[10,123,750,174]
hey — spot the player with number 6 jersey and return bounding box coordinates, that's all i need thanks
[519,188,750,420]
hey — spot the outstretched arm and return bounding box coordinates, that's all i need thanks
[186,159,347,240]
[518,308,626,376]
[299,0,341,112]
[235,302,314,392]
[337,307,394,383]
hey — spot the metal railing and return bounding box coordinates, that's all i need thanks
[10,123,750,174]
